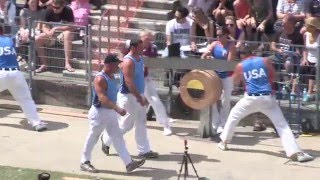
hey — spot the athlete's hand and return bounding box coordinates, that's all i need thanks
[115,106,127,116]
[137,95,148,107]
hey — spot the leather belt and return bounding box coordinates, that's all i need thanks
[247,92,271,96]
[0,68,19,71]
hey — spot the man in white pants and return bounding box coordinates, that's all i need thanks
[101,39,159,159]
[0,24,46,132]
[218,44,314,162]
[80,54,145,173]
[139,29,172,136]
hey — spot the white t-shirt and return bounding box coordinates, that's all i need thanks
[165,17,194,46]
[306,32,320,64]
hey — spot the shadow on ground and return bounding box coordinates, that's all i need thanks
[99,167,182,179]
[132,152,220,164]
[0,119,69,132]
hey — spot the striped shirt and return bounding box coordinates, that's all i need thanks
[276,0,307,14]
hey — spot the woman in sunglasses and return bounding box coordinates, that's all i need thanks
[225,16,245,49]
[201,26,237,134]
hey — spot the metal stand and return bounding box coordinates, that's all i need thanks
[177,140,199,180]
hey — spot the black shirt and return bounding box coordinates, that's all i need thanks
[44,6,74,23]
[273,28,304,52]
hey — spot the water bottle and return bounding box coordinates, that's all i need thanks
[281,85,288,100]
[303,88,308,100]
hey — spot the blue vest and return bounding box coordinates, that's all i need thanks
[119,55,145,94]
[212,43,231,79]
[92,71,118,108]
[241,56,272,94]
[0,36,18,69]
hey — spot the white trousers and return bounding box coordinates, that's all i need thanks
[81,106,132,166]
[0,70,42,126]
[144,76,170,128]
[102,93,151,154]
[220,94,301,157]
[211,77,233,129]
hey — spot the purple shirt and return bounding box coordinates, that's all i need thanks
[142,44,158,58]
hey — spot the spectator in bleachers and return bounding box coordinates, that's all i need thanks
[271,14,304,93]
[291,17,320,102]
[210,0,234,26]
[165,6,196,55]
[300,0,320,34]
[188,0,215,43]
[0,0,16,25]
[275,0,307,32]
[307,0,320,18]
[225,16,245,49]
[35,0,75,73]
[233,0,251,31]
[248,0,274,41]
[201,26,236,134]
[69,0,90,37]
[17,0,45,45]
[270,14,304,75]
[276,0,307,21]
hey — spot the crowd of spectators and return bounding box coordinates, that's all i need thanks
[163,0,320,103]
[1,0,91,73]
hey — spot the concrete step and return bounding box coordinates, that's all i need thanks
[105,0,179,10]
[89,16,167,32]
[69,59,103,71]
[63,69,87,79]
[101,4,171,21]
[90,26,142,38]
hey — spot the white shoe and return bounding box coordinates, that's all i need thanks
[218,142,229,151]
[169,118,176,123]
[163,127,172,136]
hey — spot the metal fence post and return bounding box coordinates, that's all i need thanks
[27,17,34,92]
[316,45,320,130]
[87,25,93,107]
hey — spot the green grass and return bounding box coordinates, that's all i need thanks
[0,165,115,180]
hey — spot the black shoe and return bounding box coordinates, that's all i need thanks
[101,134,110,156]
[146,105,155,121]
[126,159,145,173]
[80,161,99,173]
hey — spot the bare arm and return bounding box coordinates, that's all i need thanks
[232,63,243,86]
[261,1,274,26]
[166,34,172,46]
[264,58,276,83]
[94,76,118,109]
[201,42,215,59]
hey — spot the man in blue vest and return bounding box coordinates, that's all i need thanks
[101,39,159,159]
[218,43,314,162]
[0,24,47,131]
[80,54,145,173]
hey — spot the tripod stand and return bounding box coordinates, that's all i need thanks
[178,140,200,180]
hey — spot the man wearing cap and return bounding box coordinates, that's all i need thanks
[101,39,159,159]
[218,44,314,163]
[0,24,47,132]
[80,54,145,173]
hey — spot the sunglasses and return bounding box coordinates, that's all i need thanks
[217,33,226,37]
[226,24,234,27]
